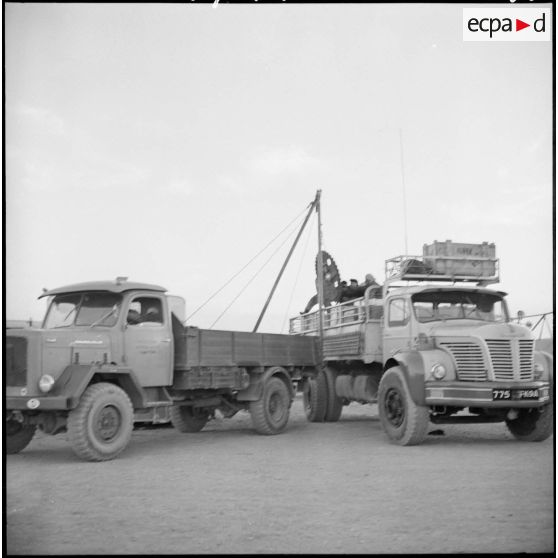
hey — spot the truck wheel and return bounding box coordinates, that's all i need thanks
[6,419,36,454]
[67,382,134,462]
[169,405,210,433]
[378,367,429,446]
[323,366,343,422]
[302,372,327,422]
[250,376,291,435]
[506,404,553,442]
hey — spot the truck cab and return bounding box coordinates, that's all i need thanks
[5,278,184,460]
[7,279,179,401]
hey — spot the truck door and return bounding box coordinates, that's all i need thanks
[383,296,414,358]
[123,294,173,387]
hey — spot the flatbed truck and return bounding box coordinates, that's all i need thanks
[6,279,319,461]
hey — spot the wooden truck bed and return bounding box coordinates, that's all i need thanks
[174,325,319,370]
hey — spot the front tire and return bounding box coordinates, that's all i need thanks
[506,404,553,442]
[67,382,134,461]
[250,376,291,435]
[6,418,36,454]
[170,405,210,433]
[378,367,429,446]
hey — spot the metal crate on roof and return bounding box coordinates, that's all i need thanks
[422,240,497,278]
[423,240,496,258]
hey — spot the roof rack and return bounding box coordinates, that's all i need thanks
[384,255,500,287]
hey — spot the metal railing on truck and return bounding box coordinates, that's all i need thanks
[290,287,383,335]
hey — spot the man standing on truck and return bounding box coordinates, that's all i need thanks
[361,273,382,298]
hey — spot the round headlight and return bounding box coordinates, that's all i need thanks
[533,362,545,380]
[39,374,55,393]
[431,363,447,380]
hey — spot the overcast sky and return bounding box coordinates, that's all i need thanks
[5,2,553,332]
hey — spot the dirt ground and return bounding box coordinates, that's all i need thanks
[5,396,555,555]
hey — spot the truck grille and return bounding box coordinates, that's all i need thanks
[486,339,513,380]
[439,342,486,381]
[6,336,28,387]
[518,339,534,380]
[441,339,535,382]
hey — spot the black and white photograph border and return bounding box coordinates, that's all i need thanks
[4,0,554,555]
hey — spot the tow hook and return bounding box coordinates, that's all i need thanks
[506,409,519,421]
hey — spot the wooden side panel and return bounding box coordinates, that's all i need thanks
[199,330,234,367]
[233,332,265,364]
[262,332,319,366]
[174,326,319,370]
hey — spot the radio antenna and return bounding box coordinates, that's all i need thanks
[399,128,409,255]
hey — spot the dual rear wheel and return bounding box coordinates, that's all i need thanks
[303,366,343,423]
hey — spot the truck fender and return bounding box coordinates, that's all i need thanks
[51,364,98,409]
[534,351,554,384]
[236,366,295,402]
[384,352,426,405]
[53,364,145,410]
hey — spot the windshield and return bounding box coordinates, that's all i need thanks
[43,292,122,328]
[411,291,508,323]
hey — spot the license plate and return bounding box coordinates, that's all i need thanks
[492,388,539,401]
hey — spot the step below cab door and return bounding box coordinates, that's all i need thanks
[123,293,173,387]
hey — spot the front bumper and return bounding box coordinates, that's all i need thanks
[425,381,551,408]
[6,395,76,411]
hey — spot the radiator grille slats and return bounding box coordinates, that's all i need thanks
[439,342,487,381]
[486,340,513,381]
[6,336,28,387]
[518,339,534,381]
[441,338,534,382]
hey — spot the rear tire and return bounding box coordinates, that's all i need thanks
[378,367,429,446]
[323,366,343,422]
[6,419,36,454]
[250,376,291,435]
[506,404,553,442]
[170,405,210,433]
[302,372,327,422]
[67,382,134,461]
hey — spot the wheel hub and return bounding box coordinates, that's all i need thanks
[94,405,121,441]
[385,388,405,427]
[269,392,285,421]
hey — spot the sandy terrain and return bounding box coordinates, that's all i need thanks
[5,396,554,555]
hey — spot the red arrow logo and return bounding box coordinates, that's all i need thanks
[516,19,530,32]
